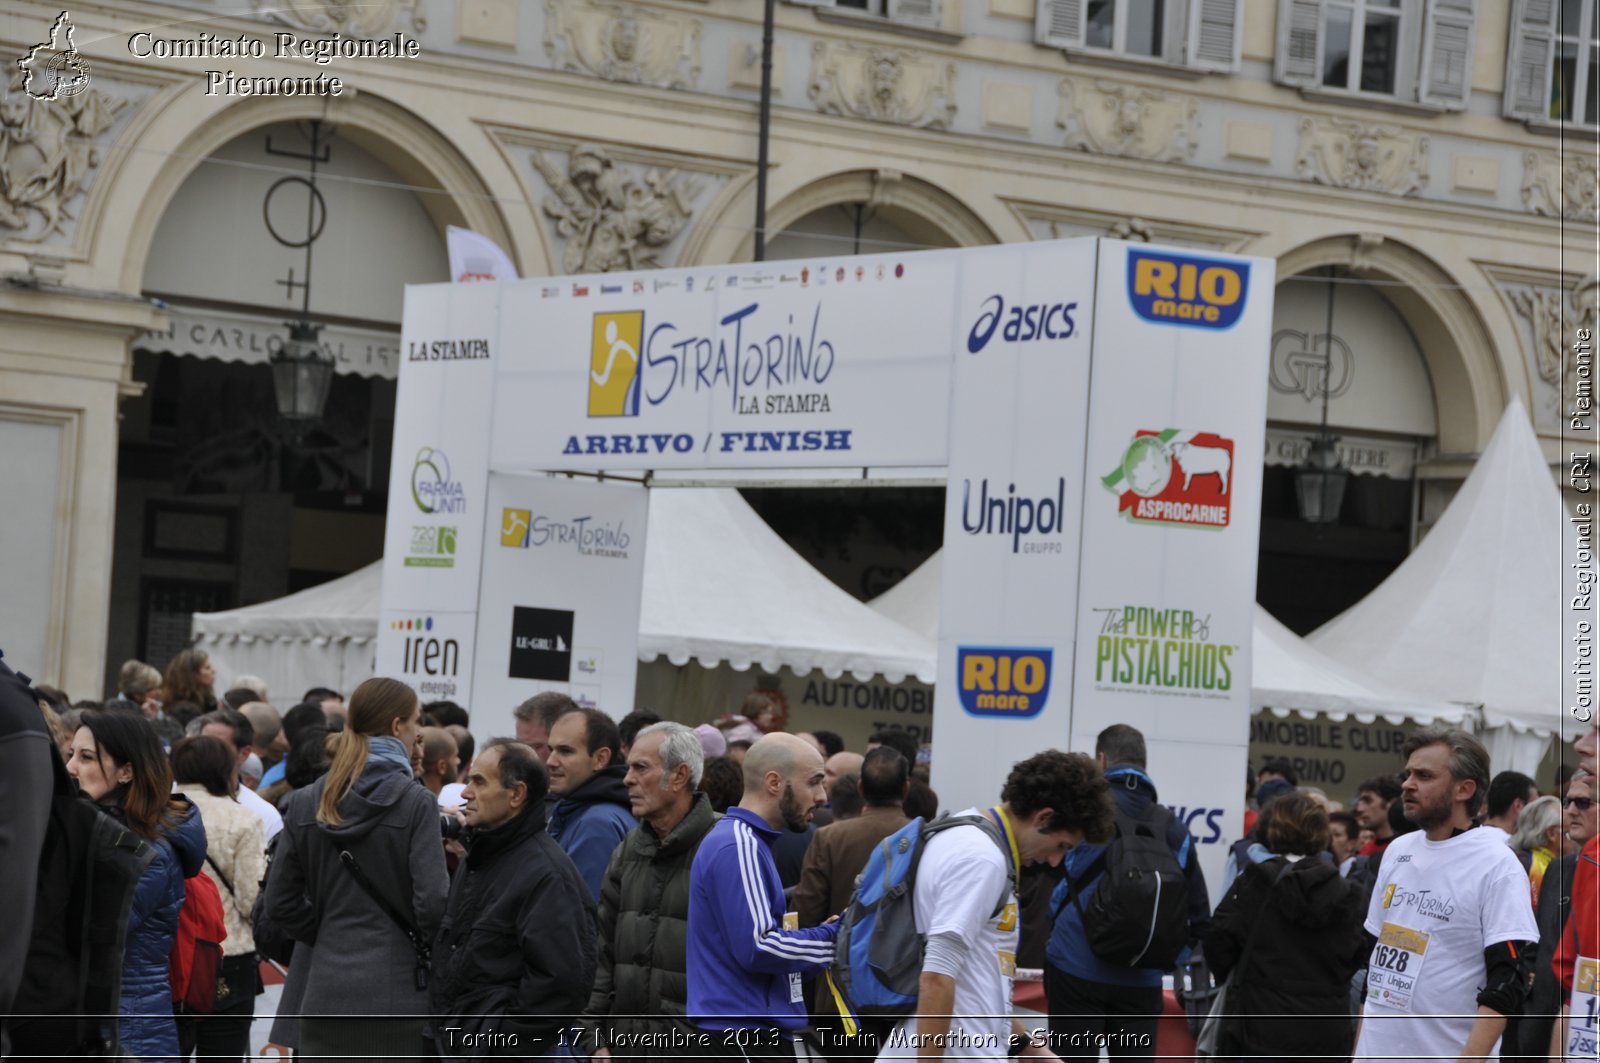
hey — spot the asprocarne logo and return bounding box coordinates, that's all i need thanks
[1127,250,1248,329]
[957,647,1052,718]
[967,295,1078,354]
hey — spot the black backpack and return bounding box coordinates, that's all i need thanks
[6,656,154,1056]
[250,831,296,966]
[1064,804,1189,970]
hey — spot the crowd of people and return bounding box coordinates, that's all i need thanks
[1,645,1597,1063]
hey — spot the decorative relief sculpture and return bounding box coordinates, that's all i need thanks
[1295,117,1428,197]
[252,0,425,34]
[1056,79,1197,162]
[543,0,701,90]
[1107,217,1154,242]
[808,41,956,130]
[1523,150,1598,222]
[0,71,127,238]
[1509,274,1599,387]
[531,144,696,273]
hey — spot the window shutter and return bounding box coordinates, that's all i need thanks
[1035,0,1085,48]
[1503,0,1558,119]
[1186,0,1242,70]
[1274,0,1325,86]
[1419,0,1477,108]
[887,0,943,24]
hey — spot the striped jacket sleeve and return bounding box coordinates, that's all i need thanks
[712,821,837,975]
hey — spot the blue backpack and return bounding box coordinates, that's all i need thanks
[829,813,1013,1020]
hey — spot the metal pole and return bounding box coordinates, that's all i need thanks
[754,0,775,261]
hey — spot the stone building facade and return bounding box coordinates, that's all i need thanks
[0,0,1590,694]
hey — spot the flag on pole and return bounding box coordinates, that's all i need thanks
[447,226,519,282]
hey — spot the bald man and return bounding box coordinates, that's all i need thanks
[687,733,839,1059]
[418,726,459,799]
[823,751,863,793]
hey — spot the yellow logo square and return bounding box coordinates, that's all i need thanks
[589,311,643,417]
[501,508,530,548]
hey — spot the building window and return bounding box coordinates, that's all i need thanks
[1553,0,1599,122]
[1085,0,1167,58]
[791,0,946,28]
[1035,0,1241,72]
[1506,0,1599,124]
[1321,0,1402,93]
[1277,0,1476,109]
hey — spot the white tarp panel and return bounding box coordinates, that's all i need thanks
[1309,398,1583,739]
[194,488,936,699]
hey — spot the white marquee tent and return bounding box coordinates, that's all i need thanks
[870,549,1467,726]
[192,488,936,702]
[1310,398,1588,772]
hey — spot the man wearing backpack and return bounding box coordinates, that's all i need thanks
[872,750,1115,1061]
[1044,724,1212,1060]
[0,649,54,1052]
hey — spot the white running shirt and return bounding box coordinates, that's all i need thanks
[878,810,1018,1062]
[1351,826,1538,1063]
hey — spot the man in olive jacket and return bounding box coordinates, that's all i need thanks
[578,722,717,1061]
[431,739,597,1058]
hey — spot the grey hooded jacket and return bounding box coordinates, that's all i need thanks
[266,764,448,1016]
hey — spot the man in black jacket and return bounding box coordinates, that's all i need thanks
[431,739,597,1058]
[578,721,718,1061]
[0,649,53,1048]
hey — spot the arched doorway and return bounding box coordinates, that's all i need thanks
[1257,266,1443,633]
[106,118,455,685]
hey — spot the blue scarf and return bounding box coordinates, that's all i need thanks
[365,734,413,773]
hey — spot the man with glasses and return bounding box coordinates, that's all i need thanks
[1524,772,1598,1055]
[1553,725,1600,1059]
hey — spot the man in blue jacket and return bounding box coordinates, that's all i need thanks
[687,732,838,1060]
[1045,724,1211,1060]
[547,708,636,900]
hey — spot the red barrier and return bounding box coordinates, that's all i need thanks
[1013,981,1197,1058]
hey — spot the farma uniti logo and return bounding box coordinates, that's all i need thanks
[1126,250,1248,329]
[957,647,1052,719]
[412,447,466,515]
[589,311,643,417]
[1102,429,1233,529]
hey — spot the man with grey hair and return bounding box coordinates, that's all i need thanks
[1353,726,1538,1063]
[578,722,717,1060]
[513,691,577,761]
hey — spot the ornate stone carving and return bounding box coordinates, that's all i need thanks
[808,41,956,130]
[1523,150,1598,222]
[1508,275,1600,387]
[1107,217,1154,242]
[531,145,696,273]
[1295,117,1428,197]
[1056,79,1197,162]
[543,0,701,90]
[0,71,127,238]
[252,0,425,34]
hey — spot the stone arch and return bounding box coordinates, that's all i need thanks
[95,91,512,294]
[689,168,999,265]
[1275,235,1507,455]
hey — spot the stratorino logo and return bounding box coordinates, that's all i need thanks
[1127,250,1248,329]
[957,647,1052,719]
[589,311,643,417]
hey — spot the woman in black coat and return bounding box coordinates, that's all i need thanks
[1204,791,1368,1063]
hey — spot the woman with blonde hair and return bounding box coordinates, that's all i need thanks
[66,711,207,1063]
[264,677,447,1060]
[163,648,218,715]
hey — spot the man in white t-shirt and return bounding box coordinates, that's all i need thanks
[877,751,1115,1063]
[1353,727,1538,1063]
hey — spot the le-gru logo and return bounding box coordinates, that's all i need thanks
[509,606,574,681]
